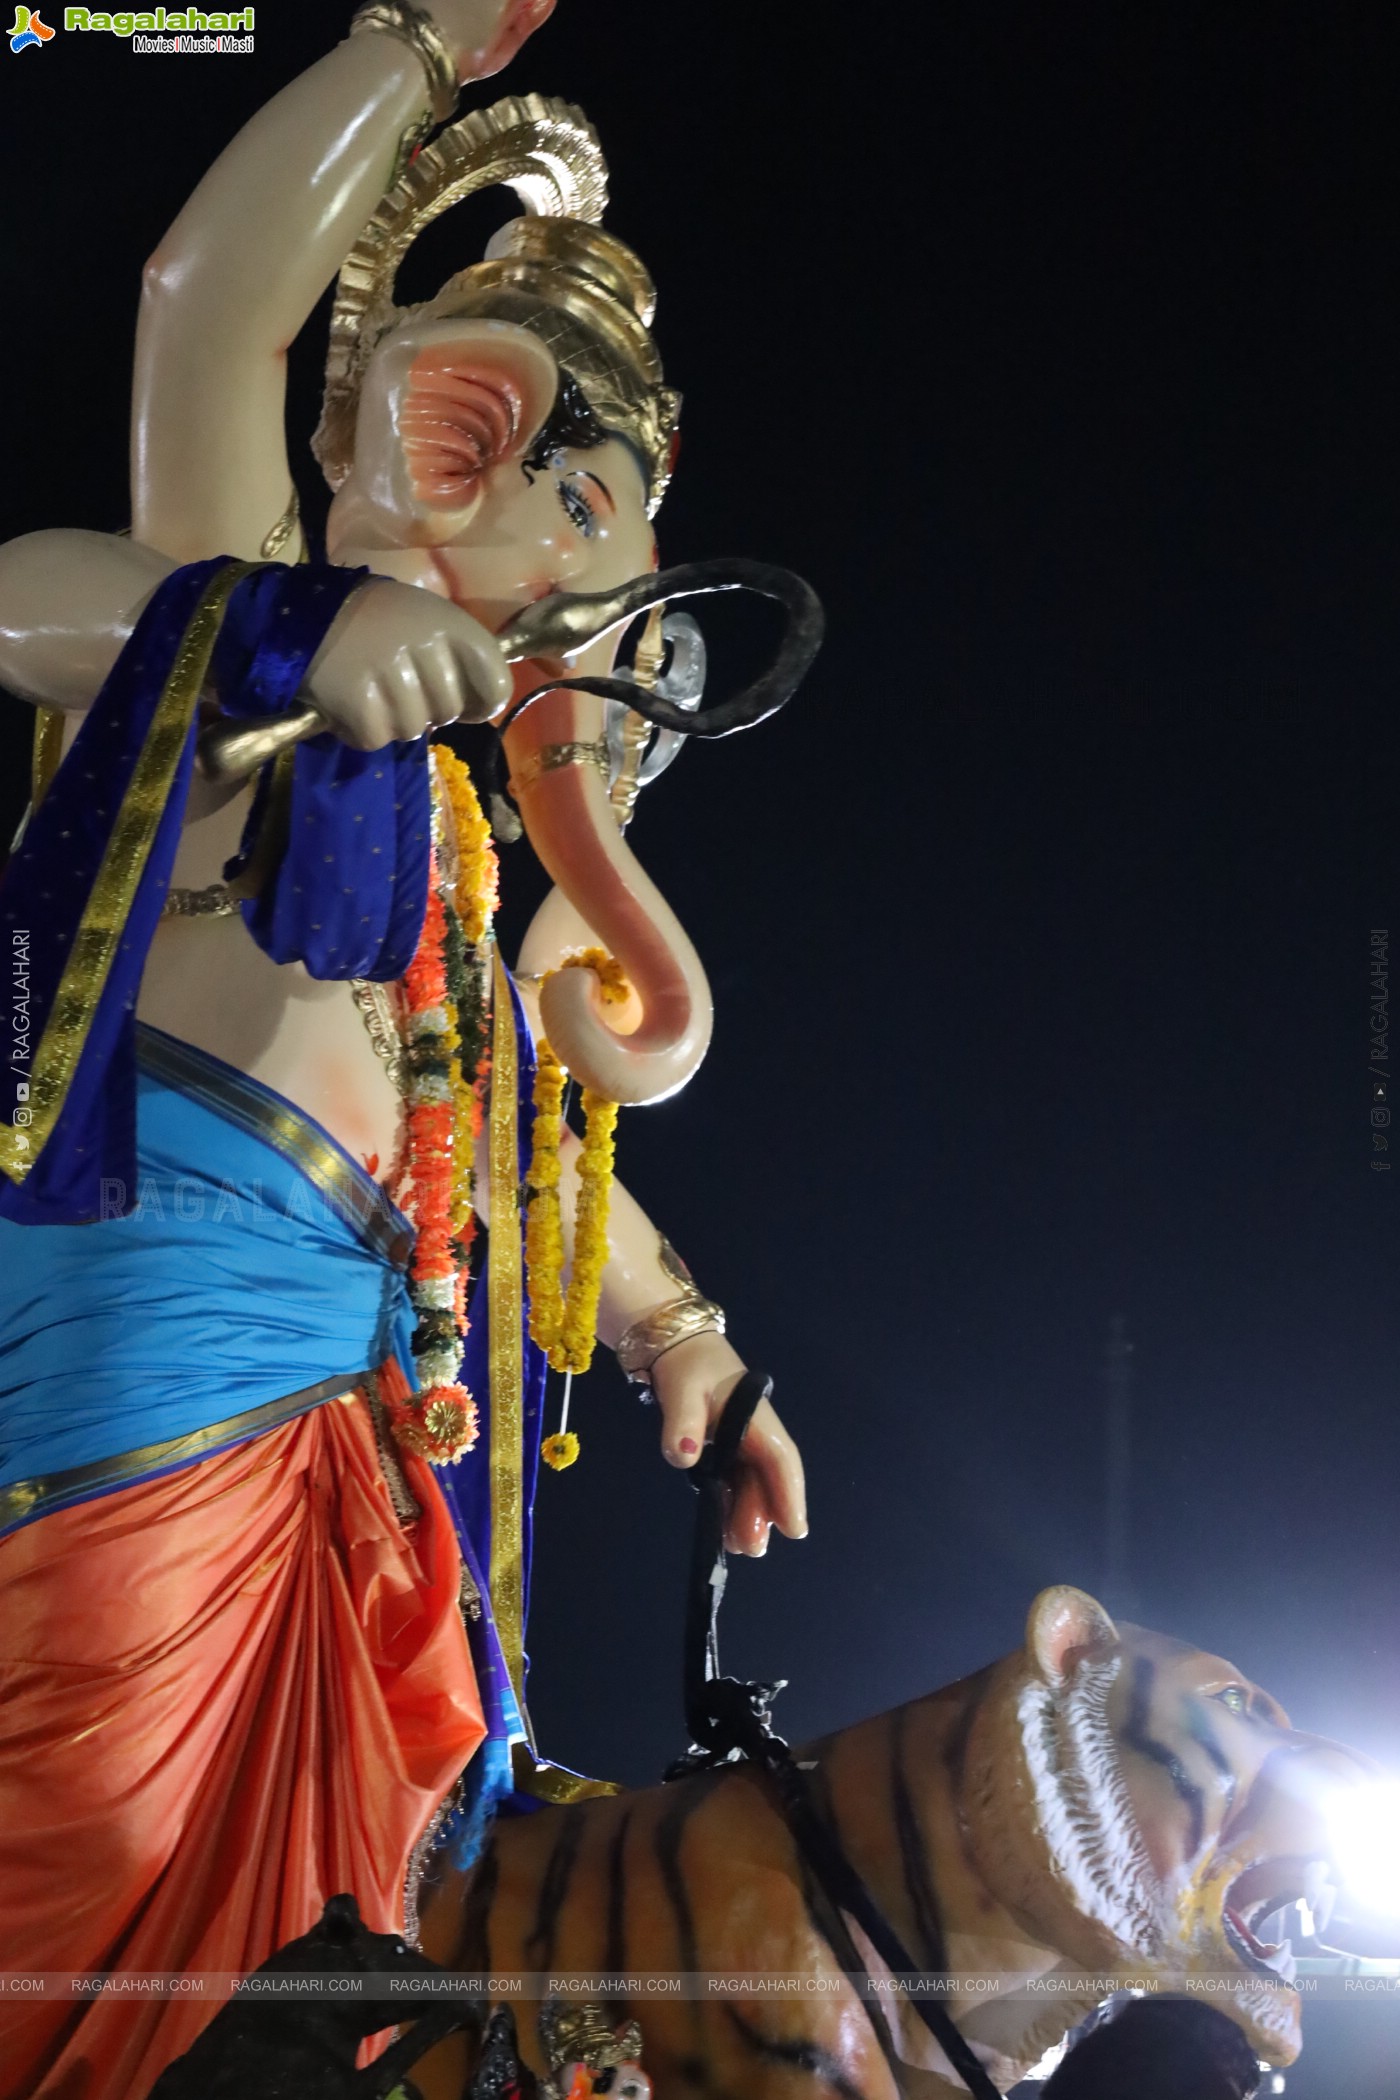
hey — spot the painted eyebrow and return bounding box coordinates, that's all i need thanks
[576,470,616,513]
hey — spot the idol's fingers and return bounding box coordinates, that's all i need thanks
[306,578,511,748]
[734,1396,809,1547]
[419,0,558,84]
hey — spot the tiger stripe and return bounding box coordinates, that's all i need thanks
[889,1705,947,1973]
[724,2006,869,2100]
[454,1832,498,1976]
[415,1590,1368,2098]
[654,1775,722,1981]
[1124,1656,1206,1859]
[524,1806,587,1968]
[602,1807,633,2022]
[789,1839,906,2089]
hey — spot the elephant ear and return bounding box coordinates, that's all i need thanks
[332,317,561,548]
[399,330,557,512]
[1027,1587,1119,1688]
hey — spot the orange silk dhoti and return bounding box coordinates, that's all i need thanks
[0,1390,485,2100]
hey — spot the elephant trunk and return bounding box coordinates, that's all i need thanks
[504,680,713,1105]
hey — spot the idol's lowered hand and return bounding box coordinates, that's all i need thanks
[651,1331,809,1559]
[422,0,558,83]
[305,577,512,748]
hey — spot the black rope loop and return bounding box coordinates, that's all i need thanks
[499,559,825,742]
[663,1375,1006,2100]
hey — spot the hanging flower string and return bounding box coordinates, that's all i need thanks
[525,1042,568,1352]
[383,750,498,1465]
[436,742,499,948]
[541,1353,580,1471]
[382,766,619,1468]
[525,951,626,1422]
[564,1083,619,1370]
[541,1428,581,1471]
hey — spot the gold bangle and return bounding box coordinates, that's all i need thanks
[259,488,301,563]
[161,882,238,919]
[508,740,612,795]
[350,0,458,126]
[615,1294,727,1389]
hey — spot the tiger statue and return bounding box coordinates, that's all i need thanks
[414,1586,1370,2098]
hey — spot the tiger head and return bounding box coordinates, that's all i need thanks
[960,1586,1374,2065]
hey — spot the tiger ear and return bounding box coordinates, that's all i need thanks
[1027,1587,1119,1687]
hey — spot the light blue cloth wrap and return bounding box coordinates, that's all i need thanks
[0,1026,416,1519]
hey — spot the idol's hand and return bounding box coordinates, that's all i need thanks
[305,577,512,748]
[421,0,557,83]
[651,1332,809,1558]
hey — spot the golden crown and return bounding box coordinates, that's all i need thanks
[313,94,680,514]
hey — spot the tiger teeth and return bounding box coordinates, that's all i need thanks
[1302,1861,1338,1938]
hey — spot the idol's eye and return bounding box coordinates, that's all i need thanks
[1214,1685,1249,1715]
[556,475,597,537]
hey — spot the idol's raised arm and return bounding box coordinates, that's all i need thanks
[133,1,554,563]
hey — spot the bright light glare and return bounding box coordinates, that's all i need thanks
[1327,1780,1400,1917]
[1021,2037,1068,2083]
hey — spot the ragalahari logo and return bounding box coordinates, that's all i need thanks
[9,6,55,48]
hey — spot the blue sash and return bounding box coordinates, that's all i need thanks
[0,559,430,1226]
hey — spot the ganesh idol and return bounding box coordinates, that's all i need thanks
[0,2,813,2092]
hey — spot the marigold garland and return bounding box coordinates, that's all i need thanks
[441,896,483,1254]
[560,945,633,1007]
[524,953,626,1384]
[383,753,500,1466]
[525,1043,568,1355]
[562,1087,618,1371]
[434,742,499,948]
[386,867,477,1462]
[385,769,621,1460]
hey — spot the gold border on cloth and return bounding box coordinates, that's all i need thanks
[511,1741,621,1803]
[487,955,621,1802]
[0,563,251,1187]
[30,706,65,812]
[136,1024,411,1268]
[487,947,527,1720]
[0,1370,371,1540]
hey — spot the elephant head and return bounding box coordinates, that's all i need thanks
[325,223,714,1105]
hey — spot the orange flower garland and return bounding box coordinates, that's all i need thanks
[382,770,619,1463]
[385,865,478,1463]
[383,751,500,1466]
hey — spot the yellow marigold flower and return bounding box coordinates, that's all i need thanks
[432,743,499,948]
[541,1431,581,1471]
[560,946,633,1007]
[524,1018,619,1378]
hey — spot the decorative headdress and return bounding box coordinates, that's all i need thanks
[314,94,681,514]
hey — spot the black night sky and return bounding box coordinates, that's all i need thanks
[3,7,1399,2092]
